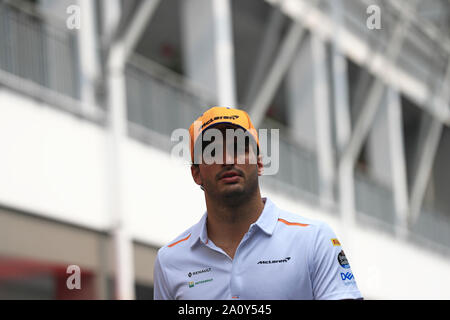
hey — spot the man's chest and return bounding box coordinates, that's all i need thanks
[169,240,313,300]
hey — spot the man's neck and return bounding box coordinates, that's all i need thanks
[205,191,265,259]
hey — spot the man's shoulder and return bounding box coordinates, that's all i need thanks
[276,207,328,231]
[156,220,200,262]
[275,207,340,251]
[158,228,193,253]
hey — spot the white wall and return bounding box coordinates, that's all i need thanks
[0,88,110,229]
[122,138,206,245]
[1,89,450,299]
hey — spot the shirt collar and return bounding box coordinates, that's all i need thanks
[190,197,279,248]
[190,212,208,248]
[253,197,279,236]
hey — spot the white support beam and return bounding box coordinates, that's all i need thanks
[409,117,443,224]
[330,0,351,156]
[248,21,306,128]
[331,32,351,158]
[181,0,236,107]
[330,0,355,242]
[409,58,450,224]
[311,33,335,208]
[109,0,161,68]
[77,0,101,113]
[386,88,409,234]
[105,0,161,300]
[243,5,285,107]
[350,69,373,125]
[338,156,356,226]
[122,0,160,60]
[212,0,237,107]
[101,0,121,46]
[76,0,105,298]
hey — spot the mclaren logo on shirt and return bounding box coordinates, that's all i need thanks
[257,257,291,264]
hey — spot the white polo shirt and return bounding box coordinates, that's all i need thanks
[153,197,362,300]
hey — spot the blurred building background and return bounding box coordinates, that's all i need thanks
[0,0,450,299]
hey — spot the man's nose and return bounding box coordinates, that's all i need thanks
[223,145,236,165]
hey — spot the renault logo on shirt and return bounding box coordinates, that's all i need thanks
[188,267,212,278]
[257,257,291,264]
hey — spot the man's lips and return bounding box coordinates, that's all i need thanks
[218,170,242,183]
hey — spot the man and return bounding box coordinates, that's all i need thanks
[154,106,362,300]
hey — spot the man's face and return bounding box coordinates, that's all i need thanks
[191,124,263,204]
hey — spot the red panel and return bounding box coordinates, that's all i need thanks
[0,256,96,299]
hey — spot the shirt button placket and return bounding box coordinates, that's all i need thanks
[229,251,241,299]
[229,228,254,299]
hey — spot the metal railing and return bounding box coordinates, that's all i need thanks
[258,118,320,200]
[0,2,79,99]
[354,171,396,225]
[0,2,105,122]
[354,171,450,250]
[412,205,450,250]
[126,55,214,140]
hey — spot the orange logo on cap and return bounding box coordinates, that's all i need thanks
[189,106,259,163]
[199,115,240,131]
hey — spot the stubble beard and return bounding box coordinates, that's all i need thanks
[205,166,259,208]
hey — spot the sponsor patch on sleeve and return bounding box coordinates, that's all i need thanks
[337,250,350,269]
[331,238,341,246]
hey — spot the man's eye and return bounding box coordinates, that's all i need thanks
[233,140,250,154]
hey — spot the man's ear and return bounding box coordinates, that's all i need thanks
[191,165,203,186]
[257,154,264,176]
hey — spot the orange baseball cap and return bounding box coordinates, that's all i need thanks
[189,106,260,163]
